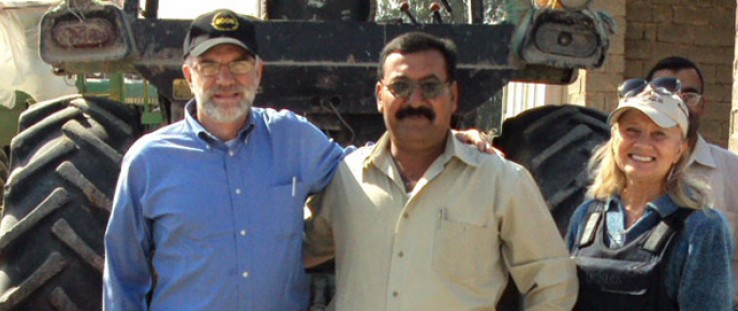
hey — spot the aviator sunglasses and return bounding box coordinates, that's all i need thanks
[618,77,702,106]
[380,79,451,100]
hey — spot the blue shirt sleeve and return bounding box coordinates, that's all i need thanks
[666,209,735,310]
[279,111,349,195]
[103,145,153,311]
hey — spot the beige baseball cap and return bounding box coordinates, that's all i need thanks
[608,85,690,136]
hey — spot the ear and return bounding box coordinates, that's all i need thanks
[694,97,706,115]
[182,63,193,85]
[675,140,687,163]
[254,59,264,84]
[449,81,459,113]
[376,81,384,113]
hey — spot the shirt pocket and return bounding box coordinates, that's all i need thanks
[266,181,304,239]
[432,215,493,285]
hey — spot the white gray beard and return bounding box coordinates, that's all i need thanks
[194,86,256,123]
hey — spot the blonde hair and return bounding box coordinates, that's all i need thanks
[587,131,710,210]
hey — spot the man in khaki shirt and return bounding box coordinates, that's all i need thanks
[305,32,577,310]
[647,56,738,308]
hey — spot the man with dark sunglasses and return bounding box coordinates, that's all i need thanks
[305,32,576,310]
[646,56,738,309]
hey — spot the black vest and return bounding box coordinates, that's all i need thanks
[572,201,693,311]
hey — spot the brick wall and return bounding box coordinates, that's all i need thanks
[584,0,627,113]
[624,0,735,147]
[561,0,736,148]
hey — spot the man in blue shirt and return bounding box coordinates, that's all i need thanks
[102,9,346,310]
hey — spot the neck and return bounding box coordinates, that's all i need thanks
[197,112,249,141]
[390,137,446,192]
[621,179,665,227]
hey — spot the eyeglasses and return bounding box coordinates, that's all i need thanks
[193,59,257,77]
[380,79,450,100]
[679,92,703,107]
[618,77,702,106]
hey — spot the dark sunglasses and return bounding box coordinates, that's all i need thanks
[380,79,451,100]
[617,77,681,99]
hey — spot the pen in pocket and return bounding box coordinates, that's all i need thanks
[291,176,297,197]
[437,208,447,228]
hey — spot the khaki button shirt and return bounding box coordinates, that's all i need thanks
[306,132,577,311]
[685,135,738,303]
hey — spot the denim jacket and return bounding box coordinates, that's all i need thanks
[567,195,735,310]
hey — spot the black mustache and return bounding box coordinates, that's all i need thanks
[396,107,435,121]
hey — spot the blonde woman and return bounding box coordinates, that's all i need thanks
[566,82,734,310]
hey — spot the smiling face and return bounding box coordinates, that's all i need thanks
[612,109,687,185]
[376,49,458,151]
[183,44,262,125]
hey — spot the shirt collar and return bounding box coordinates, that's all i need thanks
[688,134,717,169]
[184,100,255,146]
[608,194,680,218]
[362,130,482,170]
[441,130,483,167]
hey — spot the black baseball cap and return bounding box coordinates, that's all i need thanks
[183,9,259,58]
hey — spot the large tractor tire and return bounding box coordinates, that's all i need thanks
[0,95,142,311]
[493,105,610,234]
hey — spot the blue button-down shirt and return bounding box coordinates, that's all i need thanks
[567,195,736,310]
[103,101,347,310]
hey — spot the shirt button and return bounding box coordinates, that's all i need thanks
[242,271,249,278]
[392,291,398,297]
[398,251,404,258]
[228,150,235,157]
[403,213,409,219]
[235,188,242,195]
[240,229,247,236]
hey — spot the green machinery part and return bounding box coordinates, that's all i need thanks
[77,73,164,127]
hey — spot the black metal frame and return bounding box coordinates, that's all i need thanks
[39,1,585,143]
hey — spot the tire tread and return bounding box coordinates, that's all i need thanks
[493,105,610,233]
[0,96,141,310]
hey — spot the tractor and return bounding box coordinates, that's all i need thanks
[0,0,613,309]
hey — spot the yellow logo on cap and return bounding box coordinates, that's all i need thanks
[211,12,239,31]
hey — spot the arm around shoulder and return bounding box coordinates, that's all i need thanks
[277,110,348,194]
